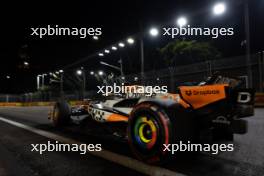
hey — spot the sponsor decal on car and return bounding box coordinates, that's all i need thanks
[185,90,220,96]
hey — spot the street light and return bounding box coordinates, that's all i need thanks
[36,74,46,90]
[24,61,29,66]
[211,1,251,87]
[213,2,226,15]
[6,75,10,79]
[127,37,135,44]
[177,17,188,27]
[98,70,104,76]
[37,75,41,90]
[149,27,159,37]
[76,70,82,75]
[39,73,47,89]
[100,61,123,75]
[243,0,252,87]
[52,73,58,78]
[104,49,110,54]
[111,46,118,50]
[98,53,104,57]
[93,36,99,40]
[138,27,159,84]
[90,71,94,75]
[118,42,125,48]
[76,69,86,99]
[59,70,63,73]
[137,27,159,84]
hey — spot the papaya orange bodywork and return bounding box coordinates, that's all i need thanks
[107,114,128,122]
[179,84,228,109]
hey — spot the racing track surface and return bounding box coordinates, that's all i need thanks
[0,106,263,176]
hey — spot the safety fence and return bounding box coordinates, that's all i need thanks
[121,52,264,93]
[0,52,264,103]
[0,93,263,107]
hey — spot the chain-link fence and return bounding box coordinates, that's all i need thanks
[1,52,264,102]
[0,91,99,103]
[121,52,264,93]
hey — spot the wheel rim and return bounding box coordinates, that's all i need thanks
[138,123,151,143]
[133,116,158,149]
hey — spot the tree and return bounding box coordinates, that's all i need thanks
[159,40,221,66]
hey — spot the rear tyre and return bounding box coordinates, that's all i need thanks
[128,102,194,164]
[52,101,71,127]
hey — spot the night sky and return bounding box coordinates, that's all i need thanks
[0,0,263,93]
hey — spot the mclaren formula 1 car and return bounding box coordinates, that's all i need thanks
[48,74,255,163]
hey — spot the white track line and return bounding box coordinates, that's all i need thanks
[0,116,186,176]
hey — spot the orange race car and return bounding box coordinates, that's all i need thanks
[49,73,255,163]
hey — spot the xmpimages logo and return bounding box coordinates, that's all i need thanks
[97,83,168,97]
